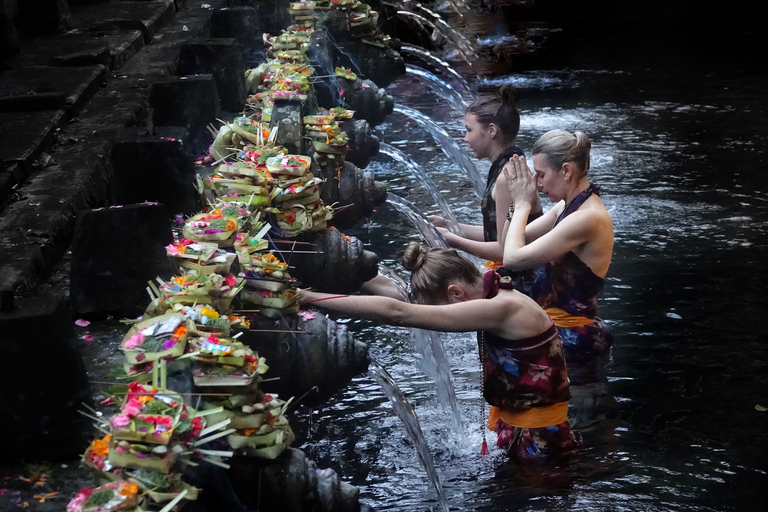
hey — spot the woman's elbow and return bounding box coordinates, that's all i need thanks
[502,254,527,270]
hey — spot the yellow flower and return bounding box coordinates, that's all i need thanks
[201,307,220,319]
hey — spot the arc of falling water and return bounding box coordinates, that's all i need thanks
[406,64,469,113]
[386,192,448,249]
[393,104,485,199]
[369,361,451,512]
[400,43,476,100]
[377,263,466,440]
[379,142,464,237]
[396,10,476,66]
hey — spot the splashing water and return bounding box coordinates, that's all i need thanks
[386,193,449,248]
[409,328,466,440]
[393,104,485,198]
[369,361,451,512]
[380,142,464,237]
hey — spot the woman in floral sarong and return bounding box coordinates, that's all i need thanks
[501,130,614,377]
[300,242,581,460]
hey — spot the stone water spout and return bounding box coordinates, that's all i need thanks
[287,227,380,293]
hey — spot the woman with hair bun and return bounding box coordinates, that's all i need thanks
[428,84,542,270]
[300,242,582,461]
[502,129,614,372]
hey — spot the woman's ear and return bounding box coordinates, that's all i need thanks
[446,284,464,302]
[561,161,573,180]
[487,122,499,139]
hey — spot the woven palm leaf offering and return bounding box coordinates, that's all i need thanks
[174,303,250,338]
[264,30,311,52]
[121,313,192,366]
[165,239,236,276]
[240,251,297,294]
[203,391,281,431]
[304,117,349,156]
[81,433,120,481]
[125,468,199,506]
[107,383,233,473]
[267,202,333,238]
[239,285,300,318]
[108,384,184,446]
[334,66,357,81]
[226,396,295,459]
[264,153,311,178]
[66,480,144,512]
[182,210,239,246]
[191,333,268,387]
[156,273,245,314]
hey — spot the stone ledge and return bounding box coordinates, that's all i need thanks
[68,0,177,43]
[0,110,67,179]
[0,140,112,294]
[19,30,146,71]
[0,65,108,119]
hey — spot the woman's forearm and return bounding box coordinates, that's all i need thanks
[300,291,409,324]
[456,223,484,241]
[502,202,532,269]
[443,232,503,261]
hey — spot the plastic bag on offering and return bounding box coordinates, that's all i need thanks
[66,480,144,512]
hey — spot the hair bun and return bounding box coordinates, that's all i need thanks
[401,241,427,271]
[498,84,520,107]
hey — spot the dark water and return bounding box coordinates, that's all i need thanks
[294,3,768,511]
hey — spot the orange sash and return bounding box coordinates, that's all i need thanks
[545,307,593,328]
[488,401,569,430]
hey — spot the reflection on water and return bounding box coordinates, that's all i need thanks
[298,5,768,512]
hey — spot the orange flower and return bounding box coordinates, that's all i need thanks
[91,434,110,458]
[119,482,139,497]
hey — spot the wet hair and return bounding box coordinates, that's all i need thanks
[465,84,521,142]
[401,242,481,304]
[532,129,592,178]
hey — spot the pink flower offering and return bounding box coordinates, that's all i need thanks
[123,398,142,417]
[110,414,130,429]
[123,333,145,349]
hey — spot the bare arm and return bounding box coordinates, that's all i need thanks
[439,232,504,261]
[503,209,607,271]
[299,290,510,333]
[427,216,485,242]
[359,274,409,301]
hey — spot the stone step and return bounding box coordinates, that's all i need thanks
[0,109,67,180]
[18,30,145,70]
[0,65,108,118]
[68,0,177,43]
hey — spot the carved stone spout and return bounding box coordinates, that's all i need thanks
[314,160,386,227]
[339,118,380,169]
[289,227,379,293]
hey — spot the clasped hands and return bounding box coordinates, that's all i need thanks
[503,154,538,209]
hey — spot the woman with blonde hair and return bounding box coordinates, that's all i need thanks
[300,242,581,460]
[502,129,614,371]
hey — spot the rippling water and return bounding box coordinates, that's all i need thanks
[296,4,768,511]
